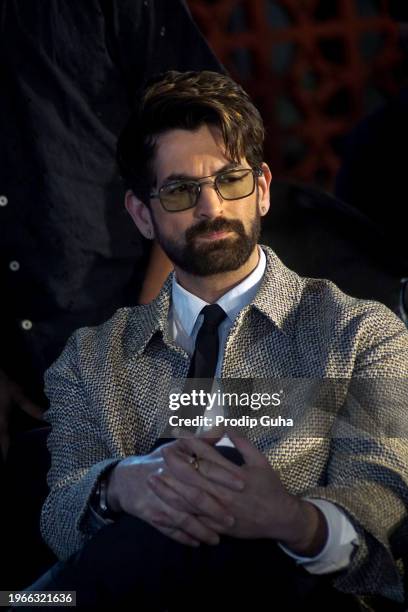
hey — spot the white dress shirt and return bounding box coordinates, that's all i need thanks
[170,247,359,574]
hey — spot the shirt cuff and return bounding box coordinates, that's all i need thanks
[278,498,359,575]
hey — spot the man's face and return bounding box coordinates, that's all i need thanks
[146,124,269,277]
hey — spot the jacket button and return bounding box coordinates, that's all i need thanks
[21,319,33,331]
[9,260,20,271]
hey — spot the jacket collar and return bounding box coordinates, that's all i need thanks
[251,246,302,336]
[124,245,303,358]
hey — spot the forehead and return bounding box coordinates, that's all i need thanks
[153,124,238,183]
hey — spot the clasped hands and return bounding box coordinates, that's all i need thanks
[107,429,326,555]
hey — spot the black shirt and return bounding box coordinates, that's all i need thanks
[0,0,222,402]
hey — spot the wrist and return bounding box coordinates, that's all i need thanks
[105,463,122,514]
[280,498,328,557]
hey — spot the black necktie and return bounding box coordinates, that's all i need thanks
[177,305,226,425]
[166,305,227,435]
[187,304,227,379]
[162,304,227,440]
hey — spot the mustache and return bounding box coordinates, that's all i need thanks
[185,217,246,242]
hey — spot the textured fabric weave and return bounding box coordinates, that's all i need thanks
[42,246,408,602]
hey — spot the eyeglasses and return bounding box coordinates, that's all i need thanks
[150,167,263,212]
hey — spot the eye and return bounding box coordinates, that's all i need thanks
[218,171,247,184]
[164,182,195,196]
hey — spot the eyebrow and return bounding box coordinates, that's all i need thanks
[161,161,241,186]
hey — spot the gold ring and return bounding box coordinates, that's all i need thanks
[189,453,200,471]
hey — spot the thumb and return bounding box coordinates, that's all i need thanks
[198,425,227,446]
[227,431,268,467]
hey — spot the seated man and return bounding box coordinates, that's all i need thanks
[28,70,408,610]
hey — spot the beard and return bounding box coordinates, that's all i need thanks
[151,207,261,277]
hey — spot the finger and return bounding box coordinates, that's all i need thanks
[150,506,225,537]
[198,515,235,534]
[162,445,245,491]
[197,425,227,441]
[193,455,244,490]
[151,462,240,510]
[153,462,239,509]
[147,473,198,514]
[154,524,201,548]
[149,472,235,529]
[153,507,220,546]
[168,436,245,477]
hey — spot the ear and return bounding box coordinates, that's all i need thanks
[125,190,155,240]
[257,162,272,218]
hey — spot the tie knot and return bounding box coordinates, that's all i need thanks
[200,304,227,330]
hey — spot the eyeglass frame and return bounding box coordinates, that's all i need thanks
[149,166,263,212]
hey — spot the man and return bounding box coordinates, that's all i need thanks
[31,71,408,609]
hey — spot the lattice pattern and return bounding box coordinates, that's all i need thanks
[187,0,403,187]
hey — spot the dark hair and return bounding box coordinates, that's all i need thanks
[116,70,265,205]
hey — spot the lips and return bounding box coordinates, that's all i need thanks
[196,230,233,241]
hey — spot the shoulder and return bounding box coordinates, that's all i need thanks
[46,304,151,375]
[261,245,406,339]
[297,272,408,375]
[74,306,141,346]
[299,275,404,333]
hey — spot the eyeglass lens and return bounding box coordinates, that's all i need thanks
[160,169,255,211]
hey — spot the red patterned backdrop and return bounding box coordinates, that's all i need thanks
[187,0,404,189]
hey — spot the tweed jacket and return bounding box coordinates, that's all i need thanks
[41,246,408,602]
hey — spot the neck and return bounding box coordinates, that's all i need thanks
[174,246,260,303]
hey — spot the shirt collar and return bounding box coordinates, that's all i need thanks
[171,247,266,336]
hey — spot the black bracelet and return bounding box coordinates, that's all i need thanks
[95,472,119,520]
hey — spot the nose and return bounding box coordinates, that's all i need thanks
[194,181,223,219]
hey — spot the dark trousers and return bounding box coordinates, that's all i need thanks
[21,444,361,611]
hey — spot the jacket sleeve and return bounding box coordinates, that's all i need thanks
[40,329,122,561]
[305,301,408,602]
